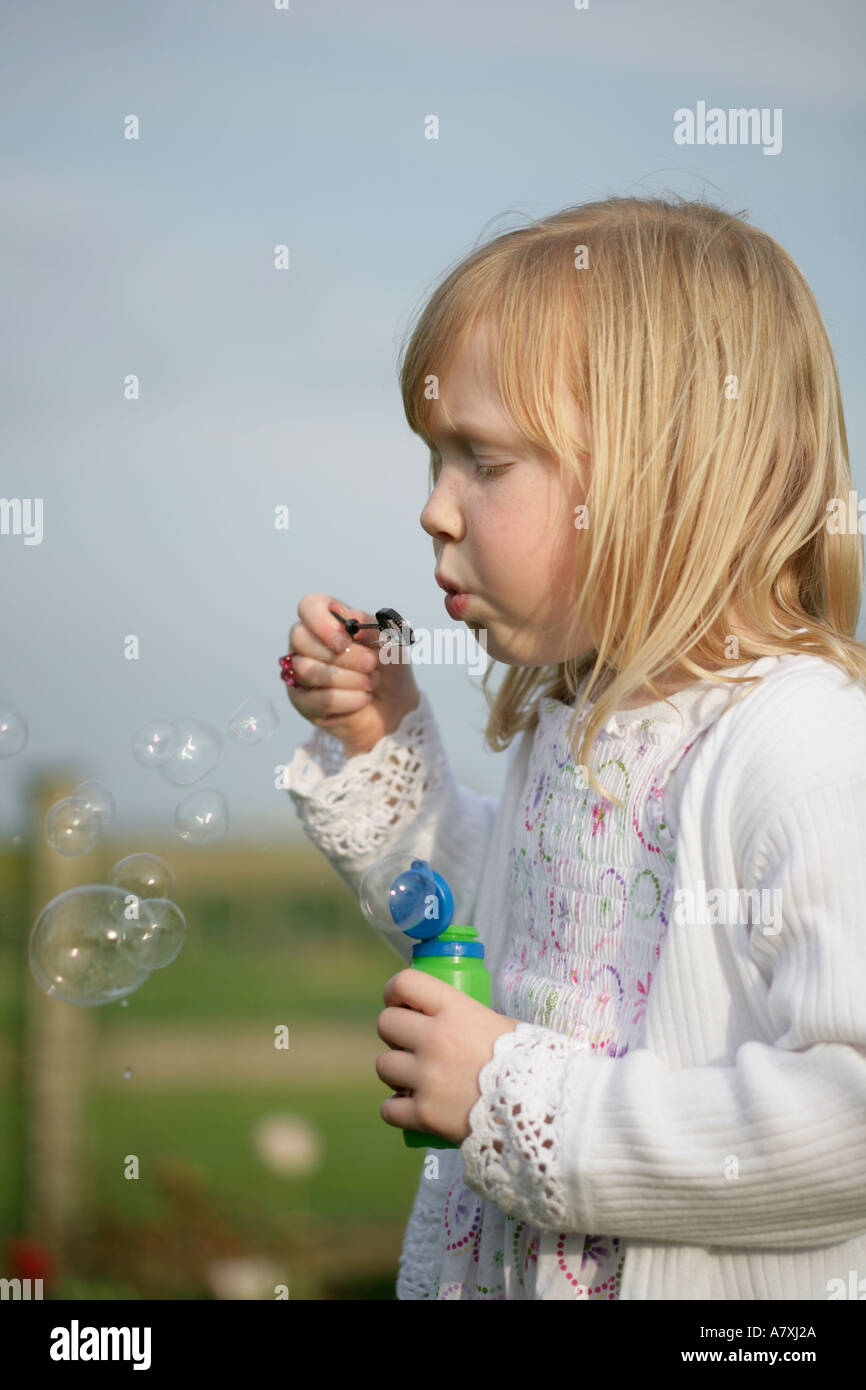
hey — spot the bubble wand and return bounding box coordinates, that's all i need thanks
[331,606,416,647]
[360,856,492,1150]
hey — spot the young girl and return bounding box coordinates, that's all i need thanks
[281,196,866,1300]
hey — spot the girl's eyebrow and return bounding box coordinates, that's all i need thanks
[424,423,518,449]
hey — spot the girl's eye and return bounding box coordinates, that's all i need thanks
[427,448,510,483]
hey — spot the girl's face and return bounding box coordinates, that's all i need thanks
[419,327,593,668]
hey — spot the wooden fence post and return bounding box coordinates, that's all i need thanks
[25,771,94,1267]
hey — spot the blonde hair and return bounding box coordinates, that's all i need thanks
[398,195,866,808]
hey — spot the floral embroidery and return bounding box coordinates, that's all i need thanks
[632,971,653,1024]
[437,687,713,1300]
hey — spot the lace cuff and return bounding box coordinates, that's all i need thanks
[461,1021,592,1233]
[282,688,447,865]
[283,685,501,970]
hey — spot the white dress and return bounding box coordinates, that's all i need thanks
[402,678,732,1297]
[282,655,866,1300]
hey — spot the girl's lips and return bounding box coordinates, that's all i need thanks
[444,591,471,619]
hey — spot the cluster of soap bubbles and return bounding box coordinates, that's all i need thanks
[131,697,278,845]
[0,704,29,758]
[132,717,223,783]
[132,716,227,842]
[45,781,116,856]
[29,853,186,1006]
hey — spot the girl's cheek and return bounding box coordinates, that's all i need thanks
[486,505,523,552]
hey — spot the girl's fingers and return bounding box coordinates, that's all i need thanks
[293,595,380,671]
[288,652,376,691]
[287,684,375,717]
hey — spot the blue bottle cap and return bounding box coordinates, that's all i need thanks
[388,859,454,941]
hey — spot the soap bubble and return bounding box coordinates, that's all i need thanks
[228,695,279,744]
[359,854,451,939]
[109,852,175,901]
[45,797,102,856]
[175,787,228,843]
[0,705,28,757]
[160,718,222,786]
[123,1068,132,1080]
[145,899,186,968]
[74,781,116,829]
[29,884,154,1005]
[123,897,186,969]
[132,719,177,767]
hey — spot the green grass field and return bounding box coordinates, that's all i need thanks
[0,861,426,1299]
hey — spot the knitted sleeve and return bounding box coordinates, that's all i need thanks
[282,688,500,964]
[460,772,866,1249]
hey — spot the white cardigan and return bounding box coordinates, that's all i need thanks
[284,652,866,1299]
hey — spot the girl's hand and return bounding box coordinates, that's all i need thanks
[286,593,420,759]
[376,970,520,1146]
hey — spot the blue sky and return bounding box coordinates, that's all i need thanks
[1,0,864,852]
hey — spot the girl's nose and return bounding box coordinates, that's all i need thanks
[420,477,463,541]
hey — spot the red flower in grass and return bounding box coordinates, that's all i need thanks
[7,1236,52,1286]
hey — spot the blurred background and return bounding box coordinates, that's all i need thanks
[1,0,864,1298]
[1,788,411,1299]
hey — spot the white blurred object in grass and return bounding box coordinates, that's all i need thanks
[253,1113,323,1177]
[205,1257,288,1301]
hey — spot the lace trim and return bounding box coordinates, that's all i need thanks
[396,1202,444,1299]
[461,1021,583,1231]
[395,1157,459,1300]
[282,690,447,860]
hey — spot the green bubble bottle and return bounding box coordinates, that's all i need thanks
[359,856,492,1150]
